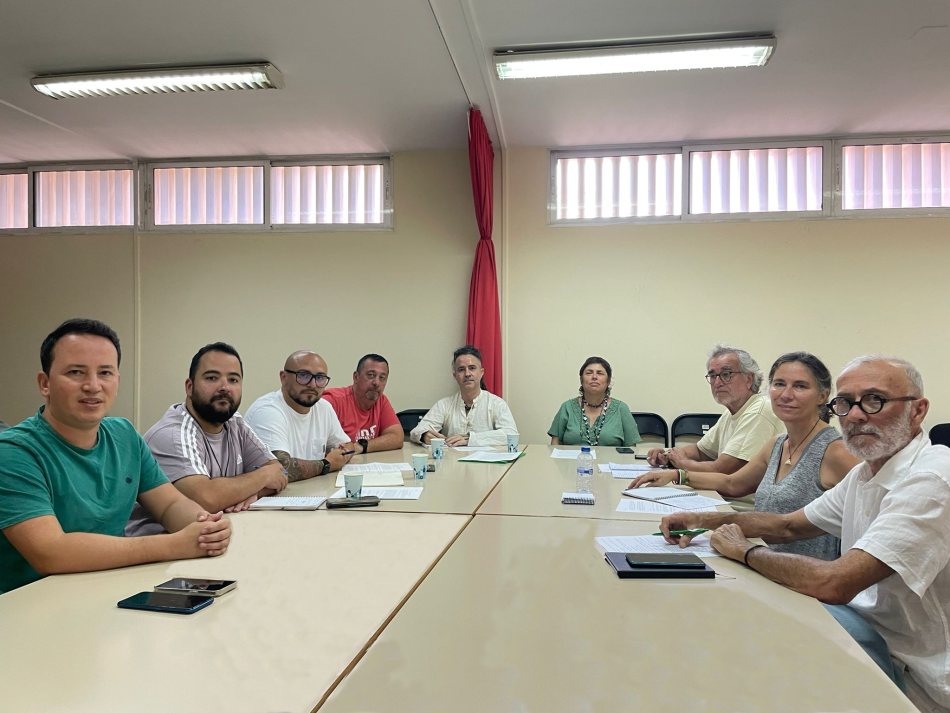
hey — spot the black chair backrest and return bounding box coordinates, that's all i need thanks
[631,412,669,447]
[930,423,950,448]
[396,409,428,435]
[671,413,721,446]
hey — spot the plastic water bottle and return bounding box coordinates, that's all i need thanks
[576,446,594,494]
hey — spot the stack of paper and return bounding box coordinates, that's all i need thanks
[330,487,423,500]
[616,499,720,514]
[334,470,405,487]
[595,535,721,557]
[458,451,524,463]
[249,496,327,510]
[551,448,597,459]
[604,462,654,478]
[341,462,411,472]
[622,488,725,511]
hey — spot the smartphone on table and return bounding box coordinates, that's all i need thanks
[117,591,214,614]
[616,447,635,454]
[155,578,237,596]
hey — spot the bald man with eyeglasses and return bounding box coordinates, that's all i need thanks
[244,351,355,480]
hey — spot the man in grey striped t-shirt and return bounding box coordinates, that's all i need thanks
[126,342,288,536]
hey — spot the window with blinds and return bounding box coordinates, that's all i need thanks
[553,153,682,221]
[0,173,28,229]
[689,146,823,215]
[35,169,134,227]
[841,142,950,210]
[271,162,387,225]
[153,166,264,225]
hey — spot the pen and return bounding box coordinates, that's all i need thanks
[652,528,710,536]
[341,450,356,456]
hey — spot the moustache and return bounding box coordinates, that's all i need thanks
[844,424,881,438]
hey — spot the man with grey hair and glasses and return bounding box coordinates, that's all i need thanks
[647,343,782,510]
[659,355,950,712]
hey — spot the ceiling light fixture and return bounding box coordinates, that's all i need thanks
[31,63,285,99]
[494,36,776,80]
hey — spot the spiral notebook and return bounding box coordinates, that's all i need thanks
[562,492,596,505]
[622,488,724,511]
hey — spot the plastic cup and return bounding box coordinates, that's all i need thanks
[344,472,363,499]
[506,433,520,453]
[412,453,428,480]
[431,438,445,459]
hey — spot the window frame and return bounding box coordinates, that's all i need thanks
[548,145,686,227]
[269,154,393,232]
[0,166,30,233]
[684,139,833,222]
[832,135,950,219]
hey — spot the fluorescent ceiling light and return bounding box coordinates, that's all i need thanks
[31,63,284,99]
[494,36,776,80]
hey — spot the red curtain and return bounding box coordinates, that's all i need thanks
[465,109,502,396]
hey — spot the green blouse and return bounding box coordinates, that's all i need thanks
[547,398,641,447]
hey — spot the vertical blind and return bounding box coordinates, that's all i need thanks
[690,147,823,214]
[271,164,384,224]
[555,154,682,220]
[35,169,134,227]
[0,173,28,229]
[153,166,264,225]
[842,143,950,210]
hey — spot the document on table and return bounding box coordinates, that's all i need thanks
[623,489,725,511]
[341,462,411,472]
[249,496,327,510]
[448,446,502,452]
[604,462,654,477]
[458,451,524,463]
[330,487,423,500]
[595,534,722,557]
[615,499,720,514]
[334,471,406,487]
[551,448,596,459]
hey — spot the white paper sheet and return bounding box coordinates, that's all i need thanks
[249,496,327,510]
[458,451,523,463]
[622,486,694,500]
[341,462,411,473]
[330,487,423,500]
[551,448,597,459]
[447,446,502,452]
[334,471,406,487]
[607,462,654,472]
[622,489,726,511]
[615,499,720,514]
[595,534,721,557]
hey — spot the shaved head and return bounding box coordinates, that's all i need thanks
[284,350,321,371]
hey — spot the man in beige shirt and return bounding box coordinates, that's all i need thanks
[647,344,783,509]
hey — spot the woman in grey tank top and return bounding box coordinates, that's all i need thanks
[628,352,860,561]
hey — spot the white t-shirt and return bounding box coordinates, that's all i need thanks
[244,390,349,461]
[805,432,950,707]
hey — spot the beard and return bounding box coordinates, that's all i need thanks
[842,407,913,462]
[290,390,319,408]
[191,391,239,424]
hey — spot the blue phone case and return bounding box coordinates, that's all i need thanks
[117,591,214,614]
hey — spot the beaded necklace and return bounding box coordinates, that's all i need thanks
[580,396,609,446]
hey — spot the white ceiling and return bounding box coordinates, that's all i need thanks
[1,0,949,163]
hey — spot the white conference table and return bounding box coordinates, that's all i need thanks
[0,510,469,713]
[287,443,525,515]
[477,444,733,521]
[318,514,915,713]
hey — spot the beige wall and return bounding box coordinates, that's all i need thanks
[503,147,948,443]
[0,150,483,431]
[0,232,136,425]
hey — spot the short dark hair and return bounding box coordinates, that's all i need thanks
[769,351,833,422]
[41,319,121,375]
[452,345,482,366]
[579,356,612,382]
[356,353,389,372]
[189,342,244,382]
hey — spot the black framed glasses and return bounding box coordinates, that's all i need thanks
[286,370,330,387]
[705,369,738,384]
[827,394,917,417]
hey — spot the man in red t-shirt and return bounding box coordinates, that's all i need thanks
[322,354,403,453]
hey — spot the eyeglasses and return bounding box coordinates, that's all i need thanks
[827,394,917,417]
[705,370,738,384]
[286,370,330,387]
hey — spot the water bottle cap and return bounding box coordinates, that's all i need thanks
[581,446,590,453]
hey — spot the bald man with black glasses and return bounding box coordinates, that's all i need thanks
[244,351,355,481]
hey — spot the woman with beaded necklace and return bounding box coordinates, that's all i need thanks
[548,357,641,447]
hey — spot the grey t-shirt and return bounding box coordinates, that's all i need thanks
[125,403,273,536]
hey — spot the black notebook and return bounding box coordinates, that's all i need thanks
[604,552,715,579]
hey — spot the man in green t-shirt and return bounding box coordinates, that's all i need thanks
[0,318,232,594]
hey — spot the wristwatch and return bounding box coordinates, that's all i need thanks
[320,458,331,475]
[358,438,369,454]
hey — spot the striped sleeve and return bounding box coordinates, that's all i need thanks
[145,415,210,482]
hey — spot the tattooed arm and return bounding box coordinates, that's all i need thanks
[271,450,326,482]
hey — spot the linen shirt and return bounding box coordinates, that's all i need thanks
[697,392,784,462]
[804,432,950,707]
[547,398,641,447]
[410,390,517,447]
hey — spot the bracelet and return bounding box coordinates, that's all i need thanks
[744,544,765,567]
[677,469,688,485]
